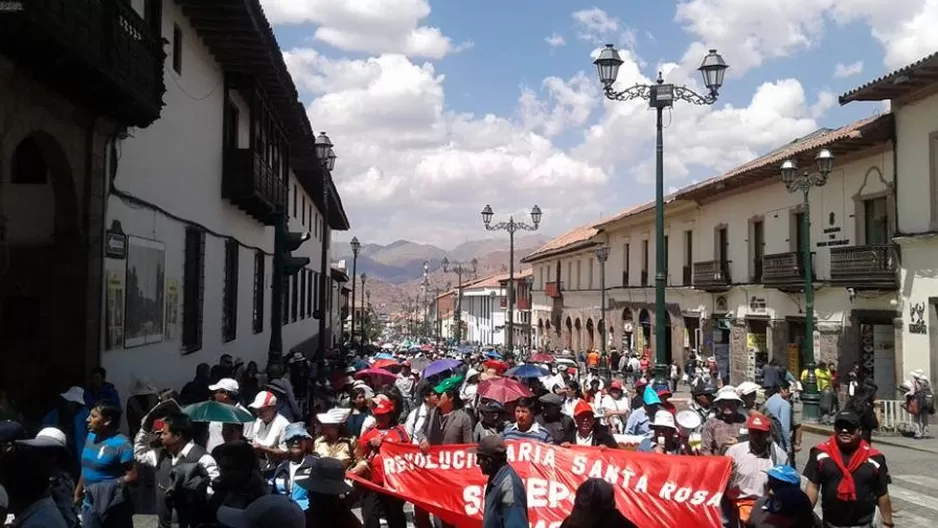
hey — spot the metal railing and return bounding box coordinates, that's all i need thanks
[875,399,915,433]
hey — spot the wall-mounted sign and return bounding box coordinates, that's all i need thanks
[105,220,127,259]
[716,296,728,312]
[908,302,927,335]
[749,296,767,312]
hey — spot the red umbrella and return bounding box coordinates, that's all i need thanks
[372,359,400,370]
[483,359,509,373]
[478,377,533,404]
[530,353,554,363]
[355,368,397,385]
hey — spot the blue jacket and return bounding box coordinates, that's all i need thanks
[271,455,318,510]
[483,464,528,528]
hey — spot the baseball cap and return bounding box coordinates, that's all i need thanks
[208,378,240,393]
[764,464,801,485]
[747,413,772,432]
[17,427,67,449]
[373,399,395,415]
[216,494,305,528]
[248,391,278,409]
[609,381,623,391]
[0,421,25,443]
[283,423,312,442]
[471,434,506,458]
[573,400,594,418]
[833,410,861,428]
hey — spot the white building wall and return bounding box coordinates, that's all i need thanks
[101,1,332,400]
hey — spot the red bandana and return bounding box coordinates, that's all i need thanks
[816,436,881,501]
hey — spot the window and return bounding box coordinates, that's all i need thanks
[792,212,806,253]
[291,274,299,322]
[641,239,649,285]
[11,138,47,184]
[301,196,306,226]
[683,231,693,285]
[182,228,205,352]
[308,205,313,234]
[282,277,289,326]
[312,271,320,315]
[575,261,582,289]
[623,243,630,286]
[222,239,239,342]
[566,262,572,285]
[300,269,307,319]
[752,220,764,282]
[224,103,239,148]
[587,259,594,289]
[172,25,182,74]
[864,196,889,244]
[252,251,264,334]
[717,227,729,262]
[144,0,162,34]
[307,269,314,315]
[292,184,298,217]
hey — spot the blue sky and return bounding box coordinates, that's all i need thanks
[265,0,933,247]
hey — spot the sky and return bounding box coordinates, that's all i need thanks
[260,0,938,249]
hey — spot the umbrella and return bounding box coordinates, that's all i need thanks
[505,364,549,379]
[423,358,462,378]
[352,359,370,371]
[484,350,502,359]
[355,368,398,384]
[182,401,254,424]
[530,353,554,363]
[381,343,395,350]
[483,359,509,372]
[478,378,533,404]
[374,352,395,360]
[373,359,400,370]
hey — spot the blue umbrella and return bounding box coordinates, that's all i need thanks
[505,364,549,379]
[374,352,394,360]
[423,358,462,378]
[353,359,370,371]
[484,350,502,359]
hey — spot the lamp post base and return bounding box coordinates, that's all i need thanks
[651,363,670,394]
[801,361,821,423]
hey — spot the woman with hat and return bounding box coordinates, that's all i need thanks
[700,386,748,455]
[637,410,681,454]
[271,423,318,511]
[599,381,629,435]
[312,408,365,474]
[358,398,409,528]
[295,457,362,528]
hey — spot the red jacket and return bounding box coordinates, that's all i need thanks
[359,424,409,485]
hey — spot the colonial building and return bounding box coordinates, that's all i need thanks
[0,0,167,415]
[98,1,349,398]
[331,266,350,343]
[497,269,535,349]
[461,273,507,346]
[527,115,897,387]
[433,290,456,341]
[839,51,938,389]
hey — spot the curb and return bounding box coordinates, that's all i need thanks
[800,423,938,454]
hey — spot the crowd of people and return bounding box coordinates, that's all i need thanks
[0,342,925,528]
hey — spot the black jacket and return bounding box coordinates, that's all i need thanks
[563,424,618,448]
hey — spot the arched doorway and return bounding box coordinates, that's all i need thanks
[564,317,573,349]
[1,131,84,417]
[638,309,651,353]
[663,311,673,365]
[586,318,595,350]
[574,318,582,351]
[622,308,634,351]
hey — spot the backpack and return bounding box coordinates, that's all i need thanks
[759,404,786,447]
[915,380,936,415]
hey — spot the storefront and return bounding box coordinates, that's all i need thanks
[747,318,769,384]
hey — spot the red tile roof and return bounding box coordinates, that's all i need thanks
[521,225,598,263]
[840,51,938,104]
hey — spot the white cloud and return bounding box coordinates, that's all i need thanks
[545,33,566,48]
[260,0,471,59]
[833,61,864,78]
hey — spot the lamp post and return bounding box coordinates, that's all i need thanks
[594,245,610,359]
[359,273,367,344]
[313,132,338,361]
[349,237,361,343]
[594,45,728,391]
[525,275,534,350]
[779,149,834,423]
[442,257,477,344]
[422,261,431,339]
[365,290,372,342]
[481,204,542,353]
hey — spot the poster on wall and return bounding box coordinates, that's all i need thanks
[747,332,768,383]
[787,343,800,376]
[124,236,165,348]
[165,279,179,340]
[105,270,124,349]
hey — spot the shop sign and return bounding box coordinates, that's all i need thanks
[908,302,927,335]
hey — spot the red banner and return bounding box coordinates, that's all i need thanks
[350,441,731,528]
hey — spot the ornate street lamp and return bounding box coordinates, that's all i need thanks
[442,257,478,343]
[312,132,338,359]
[349,237,361,343]
[594,245,610,360]
[481,204,541,353]
[779,149,834,422]
[593,45,728,391]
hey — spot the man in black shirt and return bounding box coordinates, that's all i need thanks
[803,410,893,528]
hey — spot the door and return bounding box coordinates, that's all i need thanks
[872,324,896,397]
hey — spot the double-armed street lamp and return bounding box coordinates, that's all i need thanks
[593,44,729,391]
[349,236,361,343]
[779,149,834,422]
[481,204,542,353]
[442,257,477,344]
[594,246,610,358]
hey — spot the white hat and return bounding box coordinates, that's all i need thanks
[17,427,67,449]
[737,381,760,396]
[650,410,676,429]
[59,386,85,405]
[248,391,278,409]
[208,378,240,393]
[216,494,305,528]
[714,386,743,403]
[911,369,927,380]
[316,408,351,425]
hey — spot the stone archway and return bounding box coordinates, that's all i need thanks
[574,318,582,351]
[2,130,85,416]
[586,318,595,350]
[564,317,573,349]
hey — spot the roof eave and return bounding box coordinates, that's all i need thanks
[521,240,599,264]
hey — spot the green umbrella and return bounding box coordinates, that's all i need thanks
[182,401,254,424]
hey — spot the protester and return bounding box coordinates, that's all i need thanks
[700,386,747,455]
[637,410,681,454]
[312,408,363,472]
[724,413,789,525]
[247,391,289,471]
[0,445,69,527]
[359,398,410,528]
[560,478,638,528]
[474,435,528,528]
[474,401,505,441]
[501,398,552,443]
[624,385,660,436]
[745,465,819,527]
[295,457,362,528]
[599,381,630,434]
[15,428,79,527]
[271,423,318,511]
[416,376,474,447]
[564,401,617,447]
[206,378,251,452]
[74,402,136,528]
[216,494,305,528]
[536,393,575,444]
[40,386,89,477]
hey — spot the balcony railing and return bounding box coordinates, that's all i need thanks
[692,260,731,290]
[830,245,898,290]
[222,148,288,225]
[0,0,166,127]
[545,281,563,298]
[762,252,812,290]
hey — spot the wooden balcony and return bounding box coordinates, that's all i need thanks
[693,260,731,291]
[222,148,287,225]
[545,281,563,298]
[0,0,166,127]
[763,252,812,291]
[830,245,898,290]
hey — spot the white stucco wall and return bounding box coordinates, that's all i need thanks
[101,1,332,399]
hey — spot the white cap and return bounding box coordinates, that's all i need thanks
[316,408,351,425]
[17,427,67,449]
[714,386,743,403]
[248,391,278,409]
[737,381,760,396]
[651,410,676,429]
[59,386,85,405]
[216,494,305,528]
[208,378,240,393]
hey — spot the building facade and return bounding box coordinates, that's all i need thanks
[498,269,535,349]
[461,274,507,346]
[98,1,349,399]
[527,116,898,387]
